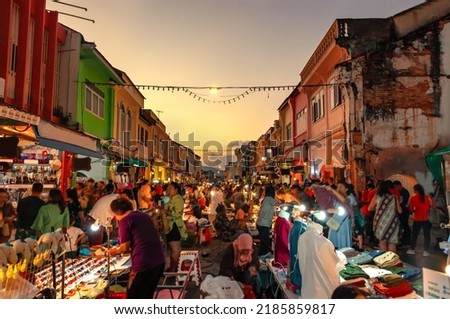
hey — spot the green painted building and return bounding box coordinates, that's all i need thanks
[77,42,122,140]
[57,25,123,181]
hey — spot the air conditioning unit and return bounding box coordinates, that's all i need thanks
[0,77,5,98]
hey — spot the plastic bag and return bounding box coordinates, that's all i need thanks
[0,275,39,299]
[200,275,244,299]
[428,207,439,224]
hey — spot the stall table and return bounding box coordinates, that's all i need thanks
[265,260,300,299]
[265,258,423,299]
[33,255,130,299]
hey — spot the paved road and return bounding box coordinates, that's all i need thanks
[397,223,448,273]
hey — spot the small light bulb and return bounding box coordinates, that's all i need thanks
[317,211,327,221]
[338,206,345,216]
[299,204,306,211]
[209,87,219,94]
[91,223,100,231]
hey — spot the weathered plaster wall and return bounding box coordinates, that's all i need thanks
[363,24,441,117]
[339,17,449,191]
[439,20,450,146]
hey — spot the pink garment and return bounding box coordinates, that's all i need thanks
[233,233,254,267]
[273,217,292,267]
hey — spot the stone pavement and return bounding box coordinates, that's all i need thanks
[397,223,448,273]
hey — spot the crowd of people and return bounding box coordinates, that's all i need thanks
[213,177,438,252]
[0,174,445,299]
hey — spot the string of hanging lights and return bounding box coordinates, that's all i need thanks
[80,82,342,105]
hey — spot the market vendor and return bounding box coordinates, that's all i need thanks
[108,198,164,299]
[219,233,260,293]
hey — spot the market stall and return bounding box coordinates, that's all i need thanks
[0,231,130,299]
[261,189,424,300]
[0,142,60,201]
[264,249,423,299]
[33,254,130,299]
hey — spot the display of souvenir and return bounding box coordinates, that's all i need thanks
[34,255,129,298]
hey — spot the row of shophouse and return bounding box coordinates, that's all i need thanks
[0,0,201,193]
[229,0,450,197]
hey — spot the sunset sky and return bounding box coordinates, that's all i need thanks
[46,0,423,166]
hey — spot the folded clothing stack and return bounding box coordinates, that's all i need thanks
[373,274,413,298]
[360,266,393,279]
[340,264,370,280]
[338,247,359,259]
[368,250,385,258]
[373,251,401,268]
[347,252,373,265]
[384,266,422,281]
[402,267,422,281]
[377,274,406,287]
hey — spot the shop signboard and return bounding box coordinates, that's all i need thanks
[0,105,40,125]
[422,267,450,299]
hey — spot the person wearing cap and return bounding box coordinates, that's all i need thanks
[219,233,260,287]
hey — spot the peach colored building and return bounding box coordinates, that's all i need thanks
[290,22,350,182]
